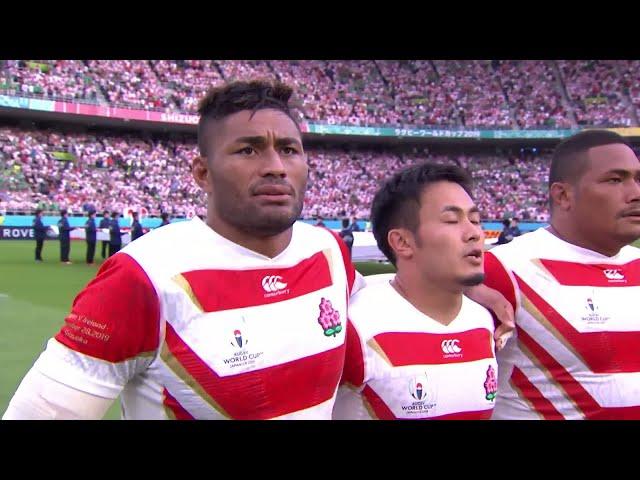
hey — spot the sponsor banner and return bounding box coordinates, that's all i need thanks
[0,226,37,240]
[0,226,131,243]
[0,95,55,111]
[484,129,579,139]
[3,94,640,138]
[0,226,58,240]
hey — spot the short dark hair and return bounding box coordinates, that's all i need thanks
[549,130,630,187]
[342,218,349,228]
[371,163,474,266]
[103,210,110,216]
[197,79,301,157]
[35,208,42,215]
[112,211,119,217]
[60,209,67,216]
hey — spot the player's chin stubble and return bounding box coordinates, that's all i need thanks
[459,273,485,287]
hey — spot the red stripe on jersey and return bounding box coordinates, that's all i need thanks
[342,319,365,387]
[593,407,640,420]
[163,388,195,420]
[484,251,518,312]
[371,329,494,366]
[517,326,599,418]
[518,327,640,419]
[516,274,640,374]
[362,385,396,420]
[164,322,345,419]
[510,366,564,420]
[54,253,160,363]
[326,228,356,295]
[427,409,493,420]
[539,258,640,287]
[179,251,333,312]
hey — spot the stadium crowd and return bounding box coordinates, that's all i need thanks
[2,60,639,128]
[3,59,639,223]
[1,126,552,222]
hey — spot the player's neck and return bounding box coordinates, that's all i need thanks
[392,273,463,326]
[548,221,622,258]
[206,217,293,259]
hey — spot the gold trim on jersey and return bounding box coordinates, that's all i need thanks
[163,400,177,420]
[520,293,589,369]
[172,274,205,312]
[321,248,335,285]
[507,376,545,420]
[367,338,393,366]
[341,381,362,391]
[362,394,379,420]
[530,258,556,281]
[160,341,231,419]
[164,409,177,420]
[135,350,157,358]
[516,332,584,418]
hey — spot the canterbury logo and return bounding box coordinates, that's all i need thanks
[441,339,462,354]
[603,269,625,280]
[262,275,288,292]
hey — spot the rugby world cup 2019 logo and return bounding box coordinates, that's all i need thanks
[581,293,610,325]
[223,327,263,370]
[317,297,342,337]
[230,329,246,349]
[402,374,436,415]
[410,381,426,401]
[409,375,432,402]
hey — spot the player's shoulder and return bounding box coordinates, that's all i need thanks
[349,278,396,320]
[460,295,495,329]
[293,221,348,255]
[618,244,640,261]
[295,221,338,242]
[488,228,546,260]
[491,228,544,251]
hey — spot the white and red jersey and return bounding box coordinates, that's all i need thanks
[485,227,640,420]
[33,217,360,419]
[333,279,498,420]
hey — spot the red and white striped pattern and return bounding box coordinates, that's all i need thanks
[486,228,640,420]
[37,217,358,419]
[334,280,497,420]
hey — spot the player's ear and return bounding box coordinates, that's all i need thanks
[550,182,572,212]
[388,228,414,263]
[192,155,213,194]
